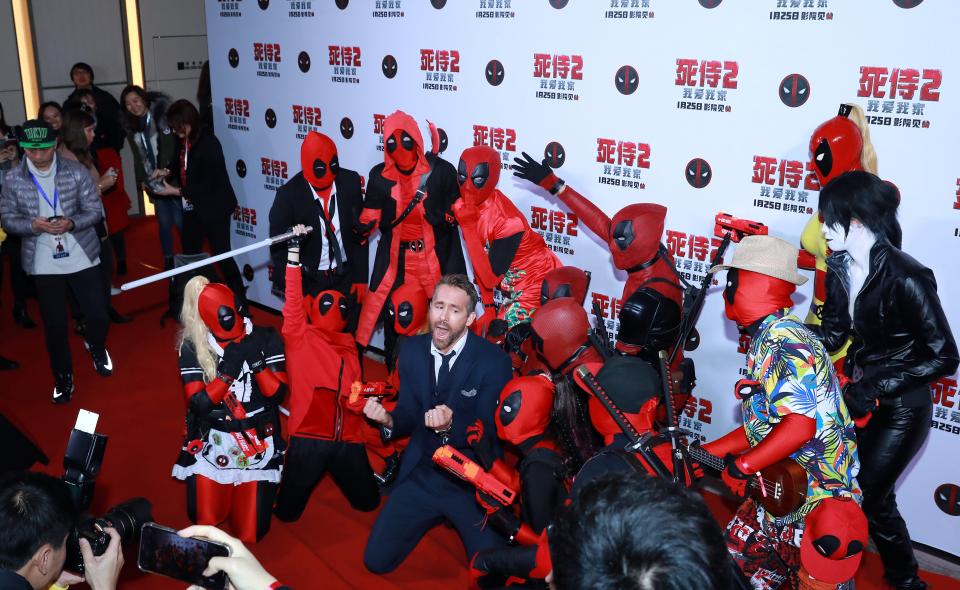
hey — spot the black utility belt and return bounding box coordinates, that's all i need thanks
[203,410,277,433]
[400,239,425,252]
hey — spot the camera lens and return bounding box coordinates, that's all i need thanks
[101,497,153,545]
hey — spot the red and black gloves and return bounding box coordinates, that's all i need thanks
[512,152,563,195]
[721,454,751,498]
[843,382,878,428]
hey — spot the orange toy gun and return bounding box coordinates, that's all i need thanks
[349,381,393,406]
[714,212,768,243]
[432,445,518,506]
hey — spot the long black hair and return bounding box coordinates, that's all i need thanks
[818,170,902,249]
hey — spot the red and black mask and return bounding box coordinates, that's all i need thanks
[609,203,666,270]
[496,375,555,446]
[304,289,348,333]
[616,287,682,354]
[540,266,591,306]
[382,110,429,181]
[723,268,796,329]
[530,298,590,373]
[809,111,863,188]
[301,131,339,191]
[574,356,660,438]
[198,283,245,342]
[387,283,428,336]
[457,145,500,206]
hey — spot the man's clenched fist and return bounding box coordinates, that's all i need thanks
[364,398,393,429]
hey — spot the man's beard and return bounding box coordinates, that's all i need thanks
[431,320,465,352]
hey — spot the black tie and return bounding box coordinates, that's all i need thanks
[316,197,344,271]
[435,350,455,403]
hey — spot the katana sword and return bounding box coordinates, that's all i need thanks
[120,227,313,291]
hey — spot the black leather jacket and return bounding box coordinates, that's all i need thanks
[817,240,958,407]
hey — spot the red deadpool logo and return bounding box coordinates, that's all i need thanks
[298,51,311,73]
[893,0,923,6]
[437,128,449,153]
[243,264,255,282]
[236,160,247,178]
[934,483,960,516]
[264,108,277,129]
[340,117,354,139]
[615,65,639,95]
[335,0,349,8]
[549,0,569,8]
[685,158,712,188]
[699,0,722,6]
[544,142,566,168]
[779,73,810,107]
[258,0,269,9]
[228,48,240,68]
[382,55,398,79]
[486,59,505,86]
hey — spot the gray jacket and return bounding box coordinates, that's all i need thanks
[0,157,103,270]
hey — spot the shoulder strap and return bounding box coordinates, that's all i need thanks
[388,158,435,229]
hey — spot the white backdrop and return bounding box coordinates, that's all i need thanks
[205,0,960,556]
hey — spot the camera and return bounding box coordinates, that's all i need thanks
[65,497,154,573]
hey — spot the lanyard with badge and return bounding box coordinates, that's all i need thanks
[31,175,69,259]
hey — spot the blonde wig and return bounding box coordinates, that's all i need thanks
[178,275,218,383]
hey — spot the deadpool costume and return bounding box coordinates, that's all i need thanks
[268,131,368,329]
[174,283,287,543]
[798,105,868,337]
[703,235,860,589]
[453,145,561,335]
[356,110,465,349]
[512,152,682,310]
[273,232,380,521]
[539,266,590,307]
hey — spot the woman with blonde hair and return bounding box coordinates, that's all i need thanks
[173,276,289,543]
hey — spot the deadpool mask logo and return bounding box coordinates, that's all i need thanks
[813,139,833,180]
[458,160,490,189]
[385,131,415,154]
[612,220,636,251]
[340,117,354,139]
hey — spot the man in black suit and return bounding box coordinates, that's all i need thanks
[268,131,367,329]
[362,274,512,574]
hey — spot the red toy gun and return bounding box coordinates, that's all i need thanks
[432,445,518,506]
[714,212,768,243]
[348,381,393,406]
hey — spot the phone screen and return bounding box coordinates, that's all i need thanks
[137,523,230,590]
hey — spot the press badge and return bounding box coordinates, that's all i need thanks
[182,197,194,212]
[53,236,69,259]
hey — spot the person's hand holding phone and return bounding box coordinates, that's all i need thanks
[80,527,125,590]
[100,169,117,191]
[0,144,16,164]
[178,525,278,590]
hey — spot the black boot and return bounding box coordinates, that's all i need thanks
[116,259,128,276]
[13,307,37,329]
[374,451,401,487]
[109,306,133,323]
[0,356,18,370]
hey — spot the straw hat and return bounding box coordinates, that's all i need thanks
[709,235,808,285]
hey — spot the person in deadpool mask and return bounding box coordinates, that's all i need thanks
[452,145,562,337]
[701,235,860,588]
[173,278,288,543]
[355,110,465,354]
[798,103,878,338]
[268,131,368,331]
[273,225,380,522]
[512,152,682,311]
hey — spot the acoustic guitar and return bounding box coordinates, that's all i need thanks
[686,443,808,517]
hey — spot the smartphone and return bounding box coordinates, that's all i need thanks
[47,215,63,223]
[137,523,230,590]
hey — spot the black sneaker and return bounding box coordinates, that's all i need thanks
[52,373,74,404]
[84,342,114,376]
[374,451,401,488]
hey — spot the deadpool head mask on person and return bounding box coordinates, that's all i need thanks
[198,283,245,342]
[457,145,500,207]
[304,289,348,333]
[496,375,555,447]
[574,356,660,439]
[301,131,339,191]
[722,268,796,330]
[530,298,591,374]
[809,107,863,188]
[385,129,419,174]
[540,266,591,306]
[616,287,682,356]
[609,203,666,271]
[387,283,428,336]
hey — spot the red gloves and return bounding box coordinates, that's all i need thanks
[721,454,751,498]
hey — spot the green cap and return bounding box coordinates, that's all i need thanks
[18,119,57,149]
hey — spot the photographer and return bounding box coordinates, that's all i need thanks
[0,471,123,590]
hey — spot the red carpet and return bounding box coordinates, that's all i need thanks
[1,217,957,589]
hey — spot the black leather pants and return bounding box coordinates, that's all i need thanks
[856,394,932,586]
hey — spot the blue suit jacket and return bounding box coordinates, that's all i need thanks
[387,331,513,484]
